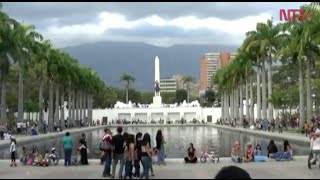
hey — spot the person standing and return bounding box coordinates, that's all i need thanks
[134,132,143,178]
[9,136,17,167]
[79,133,89,165]
[111,127,125,178]
[156,129,166,165]
[124,134,135,179]
[54,122,57,132]
[140,133,152,179]
[62,132,73,166]
[102,128,112,177]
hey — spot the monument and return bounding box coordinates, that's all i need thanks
[151,56,162,107]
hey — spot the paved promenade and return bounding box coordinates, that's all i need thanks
[0,157,319,179]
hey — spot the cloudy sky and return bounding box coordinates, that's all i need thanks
[2,2,309,48]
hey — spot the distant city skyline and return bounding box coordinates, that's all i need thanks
[2,2,308,48]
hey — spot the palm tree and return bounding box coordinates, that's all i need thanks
[47,48,61,132]
[30,40,51,133]
[296,6,320,123]
[244,30,262,121]
[245,20,283,121]
[278,20,305,128]
[12,24,42,123]
[0,9,17,123]
[258,19,283,121]
[120,73,135,104]
[182,75,196,103]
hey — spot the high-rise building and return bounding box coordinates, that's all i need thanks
[160,77,177,92]
[200,52,236,93]
[199,53,220,92]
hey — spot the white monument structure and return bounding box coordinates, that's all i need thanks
[151,56,162,108]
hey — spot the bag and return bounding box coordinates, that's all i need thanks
[27,158,33,165]
[99,141,113,151]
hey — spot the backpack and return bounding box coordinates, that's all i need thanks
[100,134,113,151]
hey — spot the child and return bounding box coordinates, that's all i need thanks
[72,149,81,166]
[243,144,254,162]
[20,146,28,165]
[33,149,43,166]
[231,141,242,163]
[9,136,17,167]
[152,147,158,164]
[49,148,59,166]
[254,144,267,162]
[42,150,50,167]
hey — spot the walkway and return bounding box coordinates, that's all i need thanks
[0,157,319,179]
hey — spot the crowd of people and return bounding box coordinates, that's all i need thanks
[9,137,59,167]
[230,139,294,163]
[99,127,166,179]
[217,117,320,137]
[105,118,205,126]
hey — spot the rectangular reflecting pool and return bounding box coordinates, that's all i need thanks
[0,126,309,159]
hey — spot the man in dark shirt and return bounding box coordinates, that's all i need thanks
[111,127,125,178]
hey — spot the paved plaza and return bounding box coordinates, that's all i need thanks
[0,157,320,179]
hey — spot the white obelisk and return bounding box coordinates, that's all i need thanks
[152,56,162,107]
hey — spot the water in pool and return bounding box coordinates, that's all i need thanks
[0,126,309,159]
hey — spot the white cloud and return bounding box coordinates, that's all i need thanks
[41,11,273,48]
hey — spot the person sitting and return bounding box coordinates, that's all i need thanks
[42,150,50,167]
[272,140,293,161]
[215,166,251,179]
[184,143,197,163]
[49,148,59,165]
[254,144,262,156]
[243,144,254,162]
[254,144,267,162]
[267,140,278,158]
[33,149,43,166]
[231,141,242,163]
[20,146,28,165]
[26,147,37,166]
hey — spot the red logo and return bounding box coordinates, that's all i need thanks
[279,9,314,21]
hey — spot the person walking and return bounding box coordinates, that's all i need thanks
[111,127,125,178]
[156,129,166,165]
[62,132,73,166]
[102,128,113,177]
[9,136,17,167]
[308,129,320,169]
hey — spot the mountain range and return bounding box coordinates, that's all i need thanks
[63,41,238,91]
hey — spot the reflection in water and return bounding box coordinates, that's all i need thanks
[0,126,308,159]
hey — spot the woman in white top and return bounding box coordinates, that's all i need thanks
[308,129,320,169]
[10,136,17,167]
